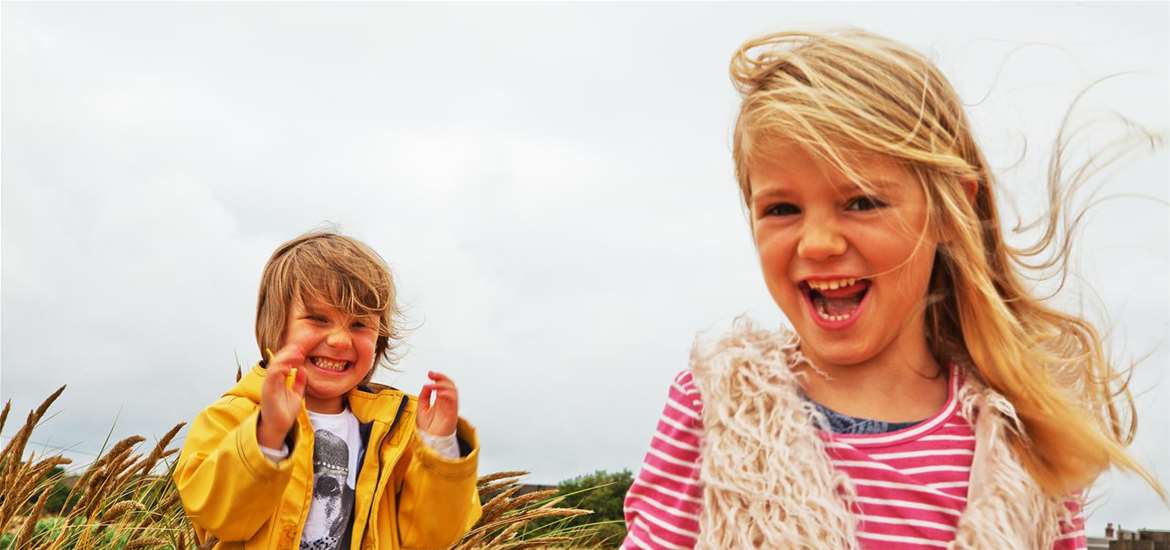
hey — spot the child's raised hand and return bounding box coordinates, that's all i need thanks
[258,344,307,449]
[417,371,459,437]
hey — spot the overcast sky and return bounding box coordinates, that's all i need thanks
[3,2,1167,534]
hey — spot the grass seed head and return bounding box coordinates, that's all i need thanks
[485,520,527,545]
[136,423,185,477]
[32,386,67,423]
[477,470,528,485]
[126,536,168,549]
[478,485,523,525]
[0,460,39,530]
[0,400,10,435]
[503,488,560,511]
[101,500,144,523]
[10,480,53,549]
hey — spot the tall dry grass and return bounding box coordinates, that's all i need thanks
[0,388,602,549]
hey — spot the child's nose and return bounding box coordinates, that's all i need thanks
[797,221,847,260]
[326,328,353,349]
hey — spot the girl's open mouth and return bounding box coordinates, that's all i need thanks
[800,278,871,330]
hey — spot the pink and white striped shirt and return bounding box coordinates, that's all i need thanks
[622,369,1086,549]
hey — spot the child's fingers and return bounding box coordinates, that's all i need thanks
[274,342,307,366]
[427,372,458,393]
[425,387,458,422]
[430,385,458,403]
[432,382,458,405]
[265,359,290,381]
[418,384,434,415]
[266,343,307,396]
[262,359,305,412]
[291,365,307,396]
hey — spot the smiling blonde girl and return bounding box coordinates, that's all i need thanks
[622,29,1163,549]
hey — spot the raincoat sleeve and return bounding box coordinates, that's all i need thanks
[173,396,297,542]
[396,417,482,549]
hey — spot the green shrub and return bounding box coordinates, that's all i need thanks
[525,469,633,548]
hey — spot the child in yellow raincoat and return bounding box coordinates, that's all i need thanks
[175,231,480,550]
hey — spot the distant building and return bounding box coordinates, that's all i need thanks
[1098,523,1169,550]
[1133,530,1169,550]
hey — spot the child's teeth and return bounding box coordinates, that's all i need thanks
[815,300,853,322]
[313,358,347,371]
[808,277,861,290]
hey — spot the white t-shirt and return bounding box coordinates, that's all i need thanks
[260,408,459,550]
[300,409,363,550]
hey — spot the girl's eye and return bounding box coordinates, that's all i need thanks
[307,315,327,323]
[845,196,887,211]
[763,202,800,217]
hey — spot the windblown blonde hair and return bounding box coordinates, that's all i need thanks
[255,230,403,374]
[730,29,1162,498]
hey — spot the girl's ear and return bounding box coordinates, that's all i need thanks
[937,177,980,244]
[960,176,979,205]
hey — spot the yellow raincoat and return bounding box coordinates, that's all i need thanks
[174,365,481,550]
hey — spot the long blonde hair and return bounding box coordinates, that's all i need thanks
[730,29,1163,498]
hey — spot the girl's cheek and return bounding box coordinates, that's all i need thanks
[757,232,793,261]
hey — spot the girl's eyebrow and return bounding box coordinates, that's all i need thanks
[749,187,796,205]
[851,178,902,191]
[749,176,904,204]
[828,177,903,198]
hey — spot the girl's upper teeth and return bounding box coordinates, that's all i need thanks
[808,278,857,290]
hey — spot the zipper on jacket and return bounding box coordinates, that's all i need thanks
[356,394,409,548]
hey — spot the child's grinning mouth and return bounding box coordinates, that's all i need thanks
[311,357,350,371]
[802,280,871,322]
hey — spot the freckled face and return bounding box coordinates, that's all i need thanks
[748,145,939,373]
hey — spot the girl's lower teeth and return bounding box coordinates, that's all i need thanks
[816,300,853,322]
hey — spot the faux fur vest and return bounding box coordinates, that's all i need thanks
[690,320,1075,549]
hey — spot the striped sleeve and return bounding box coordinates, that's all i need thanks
[1052,498,1086,550]
[621,371,703,550]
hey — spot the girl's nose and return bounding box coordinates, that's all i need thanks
[797,221,847,260]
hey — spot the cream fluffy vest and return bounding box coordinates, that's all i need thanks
[690,320,1075,549]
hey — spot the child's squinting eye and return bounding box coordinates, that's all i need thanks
[845,196,887,211]
[353,316,380,330]
[763,202,801,217]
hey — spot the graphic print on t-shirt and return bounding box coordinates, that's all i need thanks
[301,430,356,550]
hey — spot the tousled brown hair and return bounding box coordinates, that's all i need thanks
[255,231,402,374]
